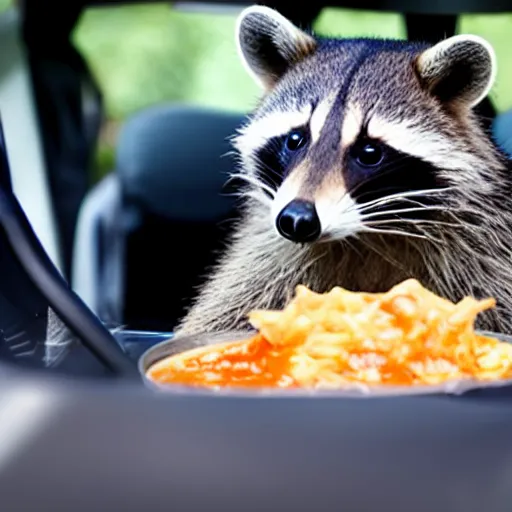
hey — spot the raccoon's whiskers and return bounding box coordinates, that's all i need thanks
[228,172,276,199]
[360,226,433,242]
[363,218,463,230]
[351,187,455,213]
[364,220,448,245]
[359,207,456,244]
[358,205,454,219]
[227,186,272,208]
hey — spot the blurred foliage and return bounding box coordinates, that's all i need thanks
[0,0,11,12]
[72,5,512,180]
[74,6,258,120]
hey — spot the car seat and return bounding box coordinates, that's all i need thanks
[72,104,246,332]
[493,108,512,158]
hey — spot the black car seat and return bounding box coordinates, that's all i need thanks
[72,104,246,332]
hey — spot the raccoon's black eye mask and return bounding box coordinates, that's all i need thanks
[254,122,445,208]
[254,125,391,192]
[254,126,309,192]
[282,130,386,172]
[344,135,445,210]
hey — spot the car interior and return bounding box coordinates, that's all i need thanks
[1,1,512,510]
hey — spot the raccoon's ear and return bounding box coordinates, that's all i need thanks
[235,5,317,89]
[415,34,496,108]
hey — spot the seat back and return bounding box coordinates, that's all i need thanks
[118,105,246,331]
[73,105,246,331]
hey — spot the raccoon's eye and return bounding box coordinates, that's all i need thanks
[353,142,384,167]
[285,130,307,151]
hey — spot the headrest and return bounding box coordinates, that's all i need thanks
[492,109,512,158]
[115,105,246,222]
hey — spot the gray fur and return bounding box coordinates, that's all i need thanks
[176,7,512,337]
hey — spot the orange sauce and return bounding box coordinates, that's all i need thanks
[147,334,298,388]
[341,348,418,386]
[146,280,512,390]
[146,336,468,389]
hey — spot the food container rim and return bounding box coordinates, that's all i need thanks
[137,329,512,398]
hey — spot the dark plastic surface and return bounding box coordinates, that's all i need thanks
[52,329,172,378]
[114,329,174,361]
[0,361,512,512]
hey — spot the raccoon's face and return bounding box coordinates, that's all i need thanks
[232,6,501,245]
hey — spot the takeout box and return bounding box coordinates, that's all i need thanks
[138,330,512,398]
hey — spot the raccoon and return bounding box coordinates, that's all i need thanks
[176,5,512,337]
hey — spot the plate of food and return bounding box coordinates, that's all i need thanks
[139,278,512,398]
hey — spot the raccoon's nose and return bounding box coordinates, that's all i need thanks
[276,199,321,243]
